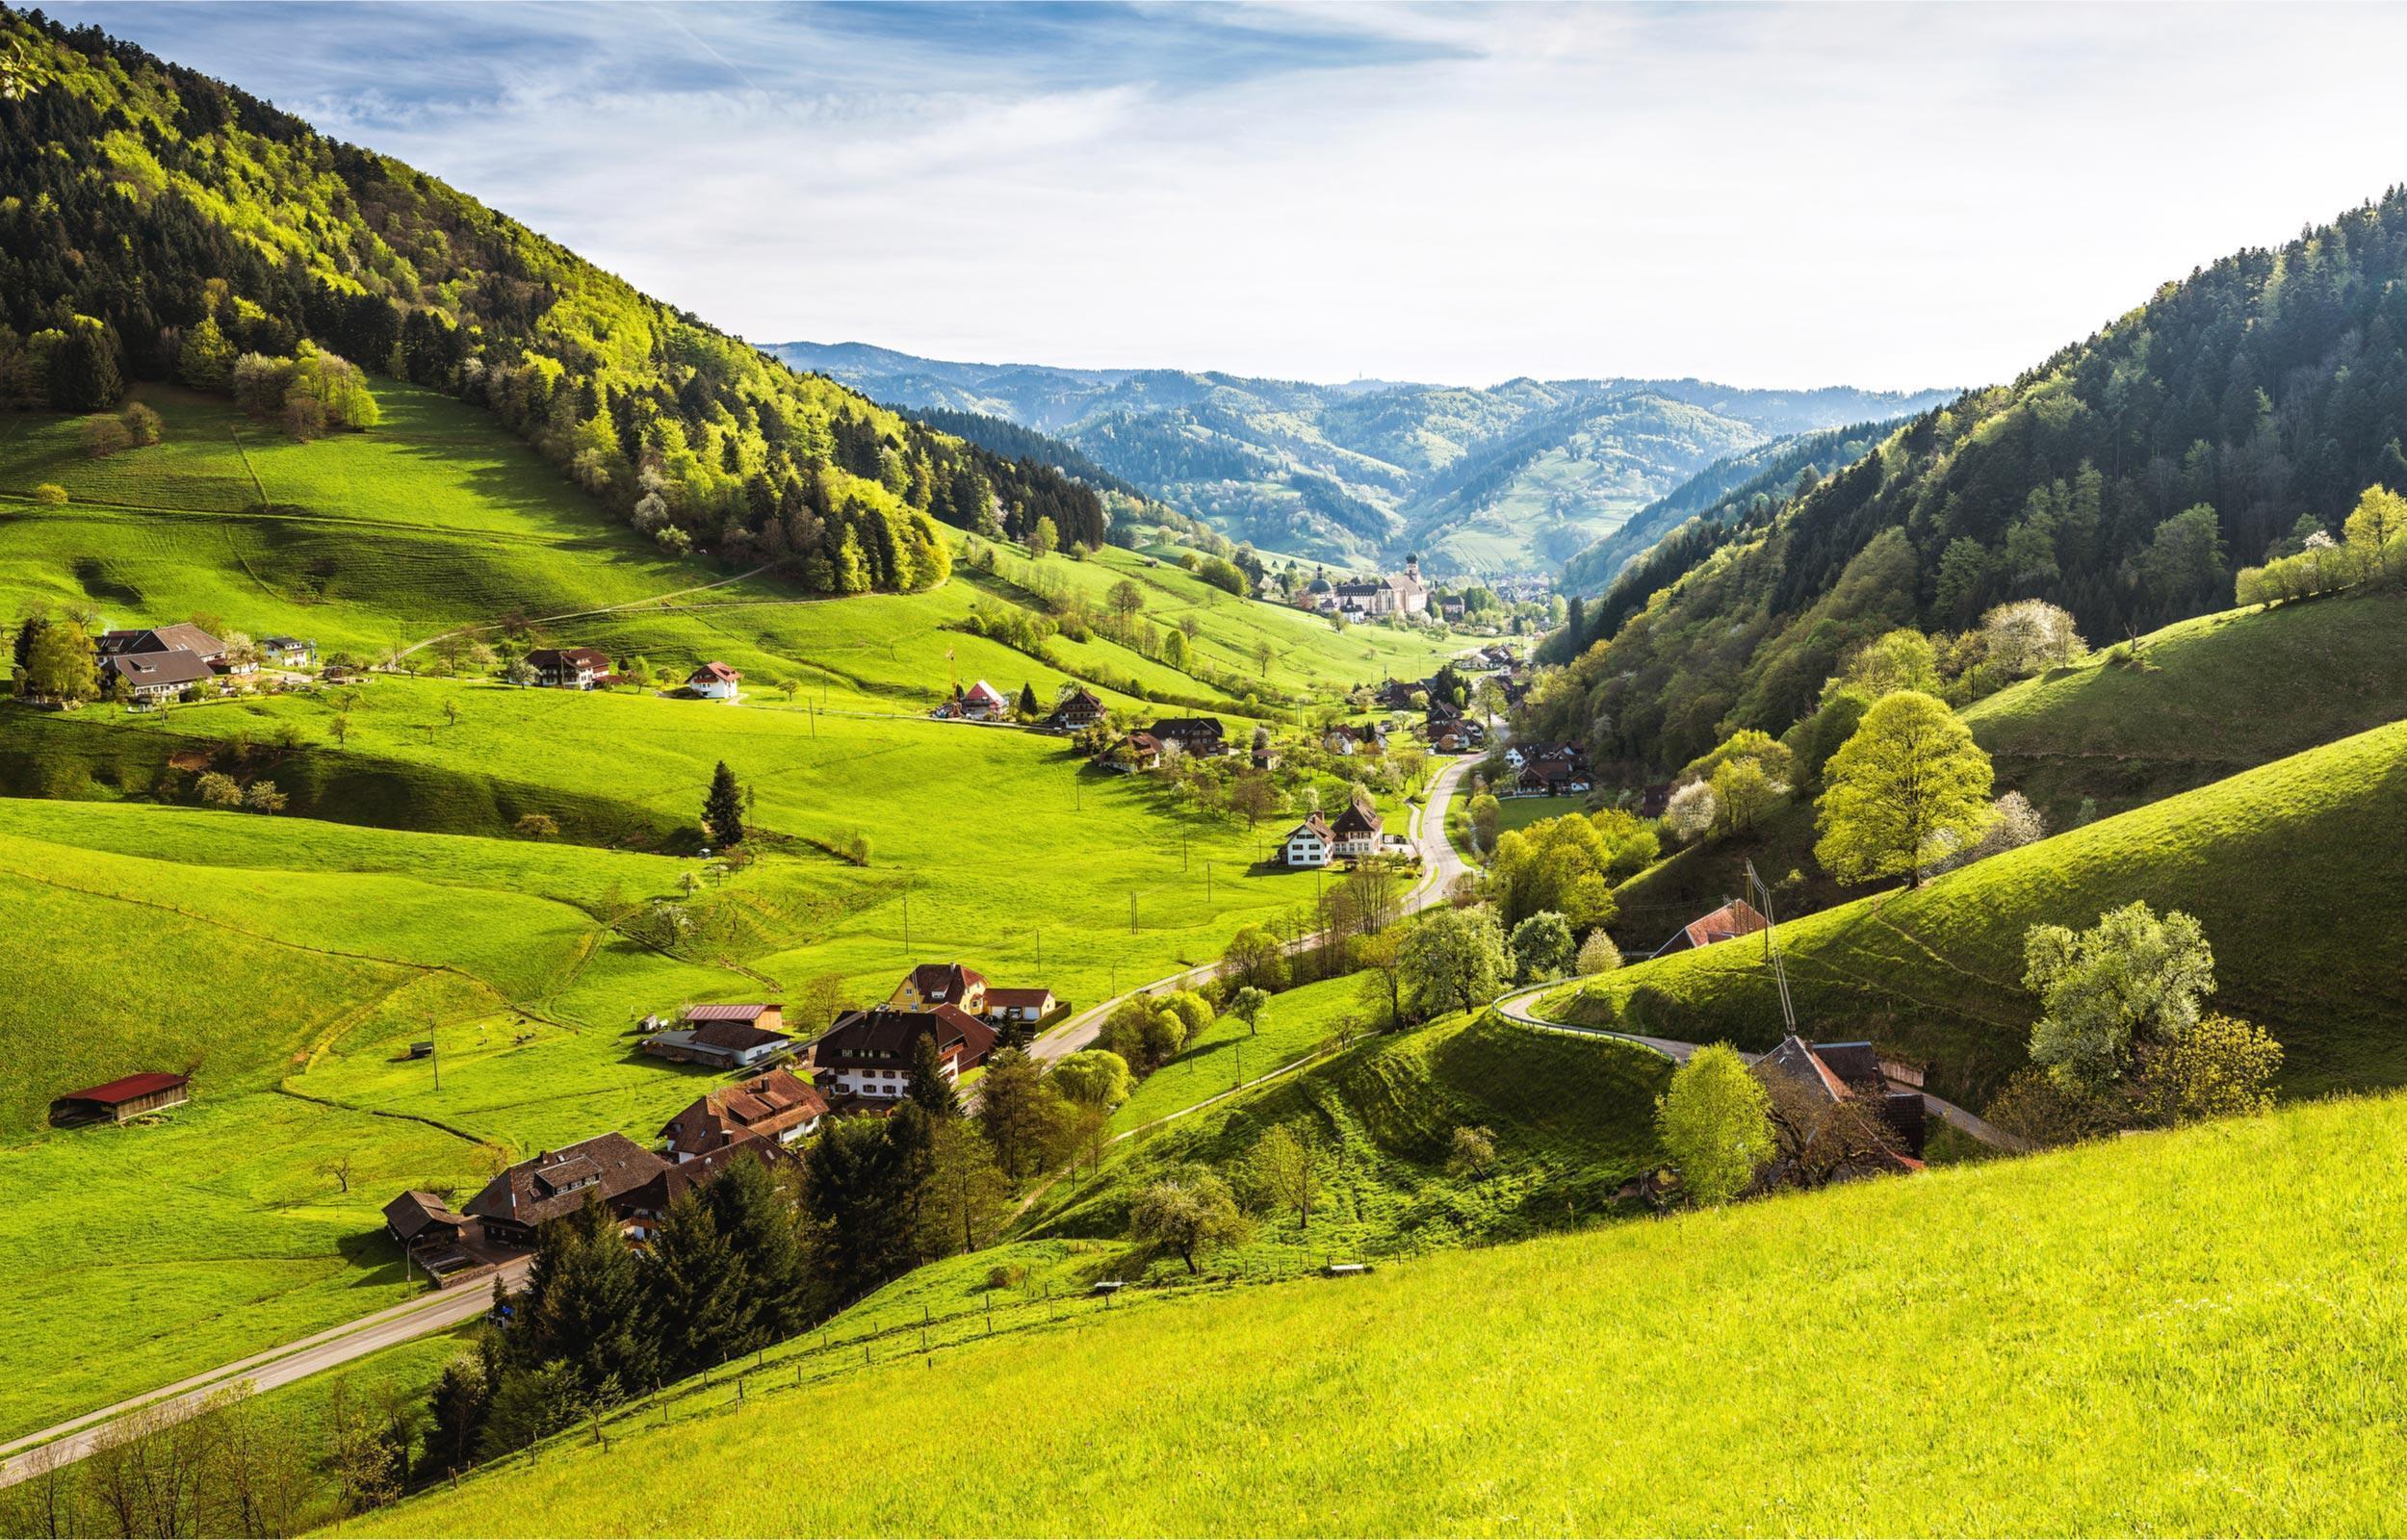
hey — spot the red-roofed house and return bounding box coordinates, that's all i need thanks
[1656,898,1770,956]
[50,1072,190,1125]
[983,987,1056,1025]
[687,661,741,701]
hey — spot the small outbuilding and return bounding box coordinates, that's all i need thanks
[687,661,742,701]
[51,1072,191,1125]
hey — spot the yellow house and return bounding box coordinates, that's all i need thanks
[890,962,987,1015]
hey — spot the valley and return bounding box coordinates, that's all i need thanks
[4,6,2407,1537]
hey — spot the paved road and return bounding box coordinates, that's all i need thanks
[0,1258,529,1488]
[1028,754,1481,1067]
[1490,982,2028,1152]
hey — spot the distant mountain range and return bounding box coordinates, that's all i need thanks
[771,341,1953,577]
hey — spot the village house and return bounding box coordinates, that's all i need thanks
[1754,1035,1929,1172]
[1521,749,1592,796]
[622,1142,790,1244]
[464,1132,671,1248]
[1281,811,1334,867]
[983,987,1057,1025]
[891,962,986,1014]
[1041,687,1105,732]
[1653,898,1771,958]
[1375,679,1426,712]
[524,647,613,689]
[935,679,1012,721]
[50,1071,190,1125]
[382,1190,472,1251]
[1150,717,1229,757]
[1323,722,1386,757]
[1330,790,1385,859]
[100,648,214,704]
[257,634,315,668]
[660,1068,828,1163]
[686,661,741,701]
[98,623,225,668]
[809,1005,996,1103]
[1638,782,1674,818]
[1098,731,1163,773]
[640,1003,794,1069]
[1440,597,1465,623]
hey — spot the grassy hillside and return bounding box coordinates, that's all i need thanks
[366,1086,2407,1535]
[1566,719,2407,1105]
[1961,585,2407,821]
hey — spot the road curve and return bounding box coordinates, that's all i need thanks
[1489,982,2027,1152]
[0,1258,529,1489]
[1028,754,1481,1067]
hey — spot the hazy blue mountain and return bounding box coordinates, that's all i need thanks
[773,341,1952,576]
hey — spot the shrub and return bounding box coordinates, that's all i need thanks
[32,482,68,505]
[195,771,243,808]
[1446,1124,1498,1179]
[1575,930,1622,975]
[514,812,560,839]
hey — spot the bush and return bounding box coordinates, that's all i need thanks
[81,414,131,457]
[1446,1124,1498,1179]
[514,812,560,839]
[1576,930,1622,975]
[195,771,243,808]
[32,482,68,505]
[121,400,163,447]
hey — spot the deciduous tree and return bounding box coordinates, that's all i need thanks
[1128,1164,1248,1273]
[1813,690,1994,887]
[1655,1043,1773,1207]
[2024,902,2216,1096]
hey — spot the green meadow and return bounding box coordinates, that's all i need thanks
[1567,719,2407,1105]
[362,1085,2407,1537]
[1960,585,2407,820]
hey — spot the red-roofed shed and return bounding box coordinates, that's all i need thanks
[51,1072,191,1125]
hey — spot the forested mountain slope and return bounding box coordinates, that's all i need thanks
[1532,188,2407,772]
[776,340,1948,574]
[0,8,1111,592]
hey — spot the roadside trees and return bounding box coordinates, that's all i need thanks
[1220,924,1287,992]
[1049,1049,1133,1108]
[1398,905,1509,1019]
[1813,690,1994,887]
[1655,1044,1773,1207]
[1508,910,1575,985]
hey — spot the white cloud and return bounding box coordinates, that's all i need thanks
[61,1,2407,390]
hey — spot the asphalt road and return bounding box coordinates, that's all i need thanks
[1028,753,1481,1066]
[0,1257,530,1489]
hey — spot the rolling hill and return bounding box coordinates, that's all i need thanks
[358,1079,2407,1535]
[1569,718,2407,1107]
[1530,188,2407,776]
[775,340,1950,576]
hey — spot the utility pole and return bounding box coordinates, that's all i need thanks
[1205,860,1213,903]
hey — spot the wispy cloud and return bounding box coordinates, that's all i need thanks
[52,2,2407,390]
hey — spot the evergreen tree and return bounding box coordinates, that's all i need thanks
[907,1031,964,1118]
[1018,680,1040,718]
[516,1200,656,1399]
[708,1150,814,1342]
[702,760,744,848]
[975,1047,1061,1179]
[47,320,121,411]
[638,1188,746,1378]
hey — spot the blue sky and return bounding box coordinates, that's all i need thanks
[55,2,2407,392]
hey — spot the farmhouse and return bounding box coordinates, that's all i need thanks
[1330,791,1385,859]
[1654,898,1771,957]
[660,1068,828,1163]
[1324,723,1386,757]
[892,962,987,1014]
[525,647,613,689]
[1150,717,1229,756]
[623,1142,789,1242]
[810,1005,996,1103]
[1281,812,1335,867]
[98,623,224,666]
[1522,749,1592,796]
[1099,732,1163,772]
[257,635,315,667]
[1042,687,1105,732]
[984,987,1057,1025]
[382,1190,471,1249]
[100,647,213,703]
[49,1071,190,1125]
[464,1132,671,1247]
[1755,1034,1930,1168]
[687,661,741,700]
[641,1004,794,1069]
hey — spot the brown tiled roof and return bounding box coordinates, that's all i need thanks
[686,1020,791,1053]
[815,1005,996,1071]
[984,987,1054,1009]
[689,660,741,683]
[685,1003,772,1023]
[526,647,610,670]
[1682,899,1769,950]
[464,1133,668,1229]
[102,649,213,689]
[383,1190,467,1240]
[905,963,985,1005]
[1284,813,1333,843]
[1331,803,1383,837]
[660,1069,826,1158]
